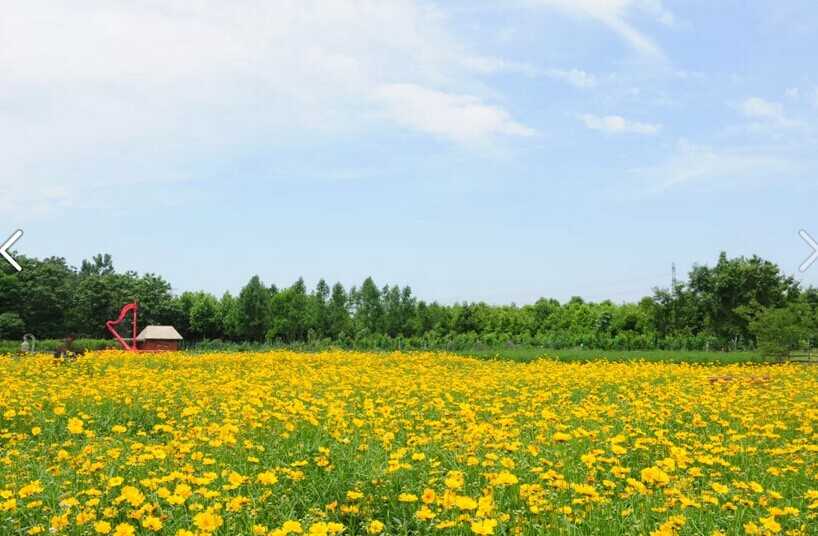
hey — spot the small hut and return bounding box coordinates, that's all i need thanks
[136,326,183,351]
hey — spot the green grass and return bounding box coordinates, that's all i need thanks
[1,339,770,364]
[455,346,767,364]
[0,338,116,354]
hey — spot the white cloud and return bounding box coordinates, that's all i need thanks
[460,56,539,76]
[637,139,798,191]
[580,114,660,135]
[465,61,597,89]
[372,84,535,143]
[546,69,597,89]
[785,87,799,99]
[0,0,533,217]
[527,0,672,57]
[737,97,800,127]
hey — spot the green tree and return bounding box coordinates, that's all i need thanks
[220,292,241,340]
[0,312,26,339]
[689,252,799,348]
[309,279,331,339]
[356,277,383,335]
[13,256,75,337]
[189,293,222,339]
[237,275,272,341]
[749,303,814,359]
[268,278,309,342]
[327,283,351,339]
[80,253,115,276]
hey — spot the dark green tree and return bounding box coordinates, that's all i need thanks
[189,293,222,339]
[749,303,814,359]
[356,277,383,335]
[0,312,26,339]
[689,252,799,348]
[237,275,271,341]
[328,283,351,339]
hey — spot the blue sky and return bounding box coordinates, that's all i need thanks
[2,0,817,303]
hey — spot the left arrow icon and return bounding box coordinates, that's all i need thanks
[1,229,23,272]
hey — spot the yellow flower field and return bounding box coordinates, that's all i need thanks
[1,351,817,535]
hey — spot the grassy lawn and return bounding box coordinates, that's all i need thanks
[456,346,768,364]
[1,339,773,364]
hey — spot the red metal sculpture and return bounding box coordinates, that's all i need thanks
[106,302,138,352]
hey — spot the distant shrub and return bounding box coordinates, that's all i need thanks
[0,313,25,340]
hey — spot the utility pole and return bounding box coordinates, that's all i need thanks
[672,263,677,290]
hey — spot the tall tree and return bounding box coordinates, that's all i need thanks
[356,277,383,335]
[237,275,271,341]
[189,293,222,339]
[328,283,351,339]
[688,252,799,347]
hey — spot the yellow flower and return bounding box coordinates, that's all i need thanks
[398,493,418,503]
[142,516,163,531]
[67,417,84,434]
[50,513,69,531]
[711,482,728,495]
[491,471,518,486]
[117,486,144,507]
[257,471,279,485]
[759,516,781,533]
[470,518,498,535]
[112,523,136,536]
[281,520,303,534]
[641,466,671,487]
[415,505,436,521]
[455,495,478,510]
[18,480,43,498]
[193,511,223,532]
[367,520,384,534]
[94,521,112,534]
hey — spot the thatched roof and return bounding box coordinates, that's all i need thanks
[136,325,183,341]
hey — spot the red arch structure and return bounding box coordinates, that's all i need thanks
[106,302,138,352]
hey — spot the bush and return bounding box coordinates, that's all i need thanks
[0,312,25,340]
[749,304,814,359]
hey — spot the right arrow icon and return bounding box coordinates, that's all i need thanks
[799,229,818,273]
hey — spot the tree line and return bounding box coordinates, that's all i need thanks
[0,252,815,355]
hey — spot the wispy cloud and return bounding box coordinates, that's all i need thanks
[636,139,799,191]
[372,84,535,144]
[546,69,597,89]
[0,0,533,218]
[460,56,539,77]
[580,114,660,135]
[737,97,801,127]
[526,0,672,58]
